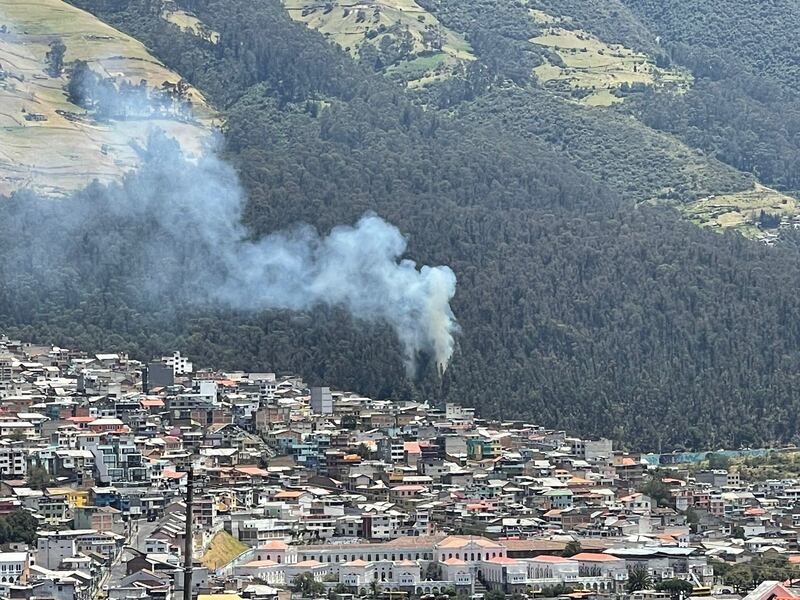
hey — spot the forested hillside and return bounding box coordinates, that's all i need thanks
[4,0,800,449]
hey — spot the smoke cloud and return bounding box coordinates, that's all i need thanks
[1,130,458,372]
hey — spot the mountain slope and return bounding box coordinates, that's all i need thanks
[0,0,214,196]
[3,0,800,450]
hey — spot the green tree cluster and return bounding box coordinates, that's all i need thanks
[0,510,38,545]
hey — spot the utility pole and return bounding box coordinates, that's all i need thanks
[183,468,194,600]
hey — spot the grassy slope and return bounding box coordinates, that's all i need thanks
[530,13,691,107]
[522,3,800,240]
[201,530,249,570]
[282,0,473,85]
[0,0,215,196]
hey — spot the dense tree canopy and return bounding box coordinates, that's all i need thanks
[8,0,800,451]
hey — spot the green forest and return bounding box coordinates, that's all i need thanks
[3,0,800,450]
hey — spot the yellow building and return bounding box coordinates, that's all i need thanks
[45,487,89,508]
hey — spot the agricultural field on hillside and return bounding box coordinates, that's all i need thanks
[282,0,473,84]
[0,0,215,196]
[679,184,800,241]
[161,2,220,44]
[530,11,690,106]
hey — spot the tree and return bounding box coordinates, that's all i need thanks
[639,476,672,508]
[655,579,694,599]
[45,40,66,77]
[368,578,382,599]
[67,60,100,107]
[562,540,582,557]
[710,559,732,579]
[684,508,700,533]
[291,572,326,597]
[725,566,753,593]
[26,466,51,491]
[485,591,506,600]
[0,510,38,545]
[424,562,440,580]
[355,443,373,460]
[627,566,653,593]
[731,526,745,539]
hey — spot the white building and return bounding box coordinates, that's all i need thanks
[162,351,193,376]
[0,443,26,478]
[0,552,28,584]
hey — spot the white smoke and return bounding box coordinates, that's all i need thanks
[221,215,458,371]
[0,54,459,373]
[3,130,459,373]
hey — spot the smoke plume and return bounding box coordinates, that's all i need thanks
[1,131,458,372]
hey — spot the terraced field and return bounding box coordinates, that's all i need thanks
[680,184,800,241]
[530,10,690,106]
[161,3,220,44]
[282,0,473,85]
[0,0,216,196]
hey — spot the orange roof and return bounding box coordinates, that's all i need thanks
[141,399,165,407]
[530,555,573,563]
[442,558,467,565]
[244,560,278,567]
[294,560,323,568]
[620,458,637,467]
[274,491,305,499]
[67,416,95,423]
[260,541,288,550]
[404,441,421,454]
[572,553,619,562]
[343,454,361,462]
[236,466,269,477]
[162,470,186,479]
[485,556,519,565]
[343,559,370,567]
[438,536,502,549]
